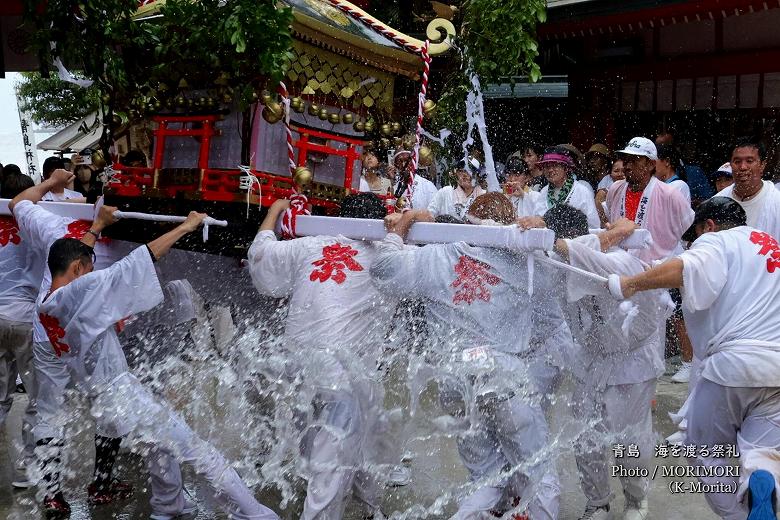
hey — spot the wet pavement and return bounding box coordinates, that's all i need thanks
[0,360,715,519]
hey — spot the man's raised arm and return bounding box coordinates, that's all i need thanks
[9,169,74,211]
[147,212,207,260]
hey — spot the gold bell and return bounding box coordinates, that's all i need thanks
[395,196,408,210]
[380,123,392,136]
[293,166,313,187]
[342,113,354,124]
[353,120,365,132]
[318,108,329,120]
[262,102,284,124]
[91,149,107,169]
[364,121,375,132]
[418,145,434,167]
[391,122,402,134]
[328,113,341,124]
[401,133,416,150]
[308,103,320,116]
[423,99,437,116]
[260,90,273,104]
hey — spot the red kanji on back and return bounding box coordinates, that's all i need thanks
[63,220,92,240]
[310,243,364,284]
[451,255,501,305]
[749,230,780,273]
[39,313,70,357]
[0,217,21,247]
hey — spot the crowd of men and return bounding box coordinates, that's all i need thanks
[0,134,777,520]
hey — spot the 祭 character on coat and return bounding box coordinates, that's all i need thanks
[248,193,396,520]
[11,181,278,520]
[611,197,780,520]
[371,193,575,520]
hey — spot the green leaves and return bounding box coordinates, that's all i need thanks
[423,0,546,164]
[15,72,101,127]
[21,0,294,116]
[459,0,546,85]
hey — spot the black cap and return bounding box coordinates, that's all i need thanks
[505,154,529,176]
[681,196,747,242]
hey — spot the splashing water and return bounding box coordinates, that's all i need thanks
[463,72,501,193]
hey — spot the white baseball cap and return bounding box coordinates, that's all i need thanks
[616,137,658,161]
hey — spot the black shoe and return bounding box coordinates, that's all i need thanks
[43,492,71,519]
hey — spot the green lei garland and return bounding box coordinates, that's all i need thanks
[547,174,575,207]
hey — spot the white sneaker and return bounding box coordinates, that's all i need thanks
[386,465,412,487]
[578,504,612,519]
[150,499,197,520]
[11,475,37,489]
[670,361,691,383]
[623,498,648,520]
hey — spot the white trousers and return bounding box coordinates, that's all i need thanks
[300,386,381,520]
[0,317,37,466]
[573,379,656,507]
[92,371,278,520]
[686,379,780,520]
[32,340,100,441]
[440,359,562,520]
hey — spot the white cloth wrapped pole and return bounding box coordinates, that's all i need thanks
[535,253,640,337]
[278,214,555,252]
[113,211,227,242]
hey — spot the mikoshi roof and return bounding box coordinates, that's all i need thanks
[133,0,455,78]
[133,0,454,112]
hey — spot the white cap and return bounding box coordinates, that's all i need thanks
[616,137,658,161]
[717,162,733,174]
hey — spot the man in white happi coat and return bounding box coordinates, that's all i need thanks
[372,193,573,520]
[715,139,780,238]
[428,158,486,221]
[10,171,151,515]
[503,153,546,219]
[605,137,694,264]
[0,173,38,482]
[611,196,780,520]
[23,202,277,520]
[248,193,396,520]
[544,205,671,520]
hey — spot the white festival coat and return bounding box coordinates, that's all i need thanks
[37,247,164,394]
[717,180,780,238]
[564,234,671,386]
[679,226,780,388]
[370,234,576,369]
[247,231,396,367]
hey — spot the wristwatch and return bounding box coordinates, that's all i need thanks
[87,229,101,239]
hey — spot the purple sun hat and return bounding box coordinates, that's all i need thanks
[537,149,575,168]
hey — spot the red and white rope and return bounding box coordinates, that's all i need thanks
[407,40,431,205]
[324,0,423,54]
[319,1,437,209]
[279,82,297,176]
[278,81,310,239]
